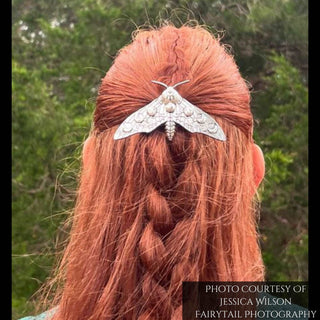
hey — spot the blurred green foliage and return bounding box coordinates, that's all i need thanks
[12,0,308,318]
[255,53,308,281]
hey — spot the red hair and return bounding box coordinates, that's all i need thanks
[48,25,264,320]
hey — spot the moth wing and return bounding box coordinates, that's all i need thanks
[114,98,167,140]
[173,99,226,141]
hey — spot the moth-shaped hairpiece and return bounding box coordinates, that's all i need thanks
[114,80,226,141]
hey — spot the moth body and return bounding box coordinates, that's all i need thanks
[165,120,175,141]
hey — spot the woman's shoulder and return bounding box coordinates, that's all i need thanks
[18,308,57,320]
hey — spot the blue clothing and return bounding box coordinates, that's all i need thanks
[19,308,56,320]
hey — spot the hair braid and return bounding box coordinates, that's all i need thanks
[137,134,176,318]
[138,132,216,318]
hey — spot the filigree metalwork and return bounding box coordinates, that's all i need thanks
[114,80,226,141]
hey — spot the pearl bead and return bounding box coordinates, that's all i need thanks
[147,106,156,116]
[184,107,193,117]
[166,104,175,113]
[122,123,132,132]
[135,113,144,123]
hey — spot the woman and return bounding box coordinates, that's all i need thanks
[20,24,265,320]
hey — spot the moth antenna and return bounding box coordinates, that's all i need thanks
[151,80,168,88]
[172,79,190,88]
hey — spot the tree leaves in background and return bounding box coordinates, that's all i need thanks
[254,54,308,280]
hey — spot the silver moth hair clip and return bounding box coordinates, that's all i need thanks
[114,80,226,141]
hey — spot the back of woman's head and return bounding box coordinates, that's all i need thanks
[51,24,264,320]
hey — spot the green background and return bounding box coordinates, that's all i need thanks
[12,0,308,319]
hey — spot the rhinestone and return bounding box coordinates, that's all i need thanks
[196,113,205,124]
[208,123,218,133]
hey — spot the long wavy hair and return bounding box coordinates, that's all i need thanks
[47,24,264,320]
